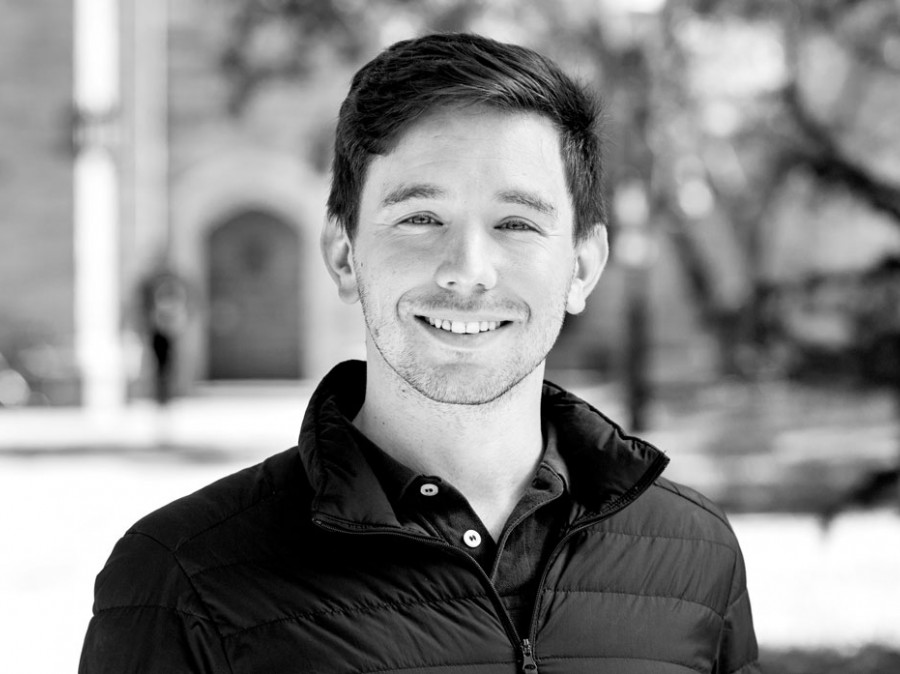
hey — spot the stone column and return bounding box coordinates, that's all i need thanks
[73,0,125,414]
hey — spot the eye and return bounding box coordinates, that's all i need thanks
[498,219,537,232]
[400,214,441,226]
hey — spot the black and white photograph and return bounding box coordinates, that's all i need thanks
[2,1,900,672]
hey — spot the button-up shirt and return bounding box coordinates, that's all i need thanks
[351,423,572,637]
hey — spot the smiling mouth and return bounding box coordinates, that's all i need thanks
[418,316,510,334]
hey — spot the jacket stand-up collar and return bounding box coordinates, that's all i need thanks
[298,360,669,530]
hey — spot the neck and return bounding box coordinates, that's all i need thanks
[353,350,545,540]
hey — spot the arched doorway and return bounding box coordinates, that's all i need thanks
[207,210,302,379]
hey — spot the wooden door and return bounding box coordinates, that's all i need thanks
[207,210,301,379]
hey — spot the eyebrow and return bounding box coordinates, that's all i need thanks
[379,183,558,218]
[496,189,558,218]
[380,183,448,208]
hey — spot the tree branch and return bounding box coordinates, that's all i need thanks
[783,83,900,221]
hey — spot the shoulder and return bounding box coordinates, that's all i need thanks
[582,476,749,618]
[602,475,744,556]
[129,446,307,550]
[92,447,310,611]
[651,477,738,540]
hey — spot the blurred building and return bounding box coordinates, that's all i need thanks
[1,0,80,404]
[2,0,899,411]
[1,0,362,408]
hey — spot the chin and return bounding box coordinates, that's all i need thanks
[401,363,534,406]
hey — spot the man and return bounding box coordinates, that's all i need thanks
[80,33,759,673]
[138,268,189,405]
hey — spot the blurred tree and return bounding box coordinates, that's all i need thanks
[220,0,900,387]
[220,0,483,114]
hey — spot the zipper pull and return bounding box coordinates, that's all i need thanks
[521,638,538,673]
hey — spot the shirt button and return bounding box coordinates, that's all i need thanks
[419,483,439,497]
[463,530,482,548]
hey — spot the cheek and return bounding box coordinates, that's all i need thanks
[369,234,433,266]
[506,250,574,287]
[356,260,409,312]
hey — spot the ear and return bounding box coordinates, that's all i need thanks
[320,218,360,304]
[566,225,608,315]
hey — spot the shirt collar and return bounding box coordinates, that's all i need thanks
[298,360,668,528]
[358,409,571,514]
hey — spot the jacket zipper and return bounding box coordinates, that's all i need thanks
[524,451,670,649]
[315,511,626,674]
[521,638,538,673]
[313,519,551,673]
[314,452,667,673]
[311,518,523,647]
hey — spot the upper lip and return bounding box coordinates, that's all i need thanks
[416,313,513,323]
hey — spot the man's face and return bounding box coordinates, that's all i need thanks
[335,106,602,404]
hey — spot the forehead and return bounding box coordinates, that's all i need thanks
[362,106,569,205]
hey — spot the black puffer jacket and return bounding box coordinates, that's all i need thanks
[80,361,759,673]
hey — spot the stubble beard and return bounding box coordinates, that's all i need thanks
[356,276,572,406]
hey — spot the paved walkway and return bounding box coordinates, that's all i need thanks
[4,379,898,511]
[1,382,899,672]
[0,382,316,455]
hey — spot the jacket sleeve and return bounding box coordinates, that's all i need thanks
[715,540,761,674]
[79,531,232,674]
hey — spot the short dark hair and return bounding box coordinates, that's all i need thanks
[327,33,606,243]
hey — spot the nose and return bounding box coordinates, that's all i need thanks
[433,227,498,292]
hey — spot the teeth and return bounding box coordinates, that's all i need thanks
[424,317,501,334]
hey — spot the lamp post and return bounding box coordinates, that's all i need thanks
[605,0,665,431]
[614,178,656,432]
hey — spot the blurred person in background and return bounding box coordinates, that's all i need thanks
[79,33,759,673]
[138,268,190,405]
